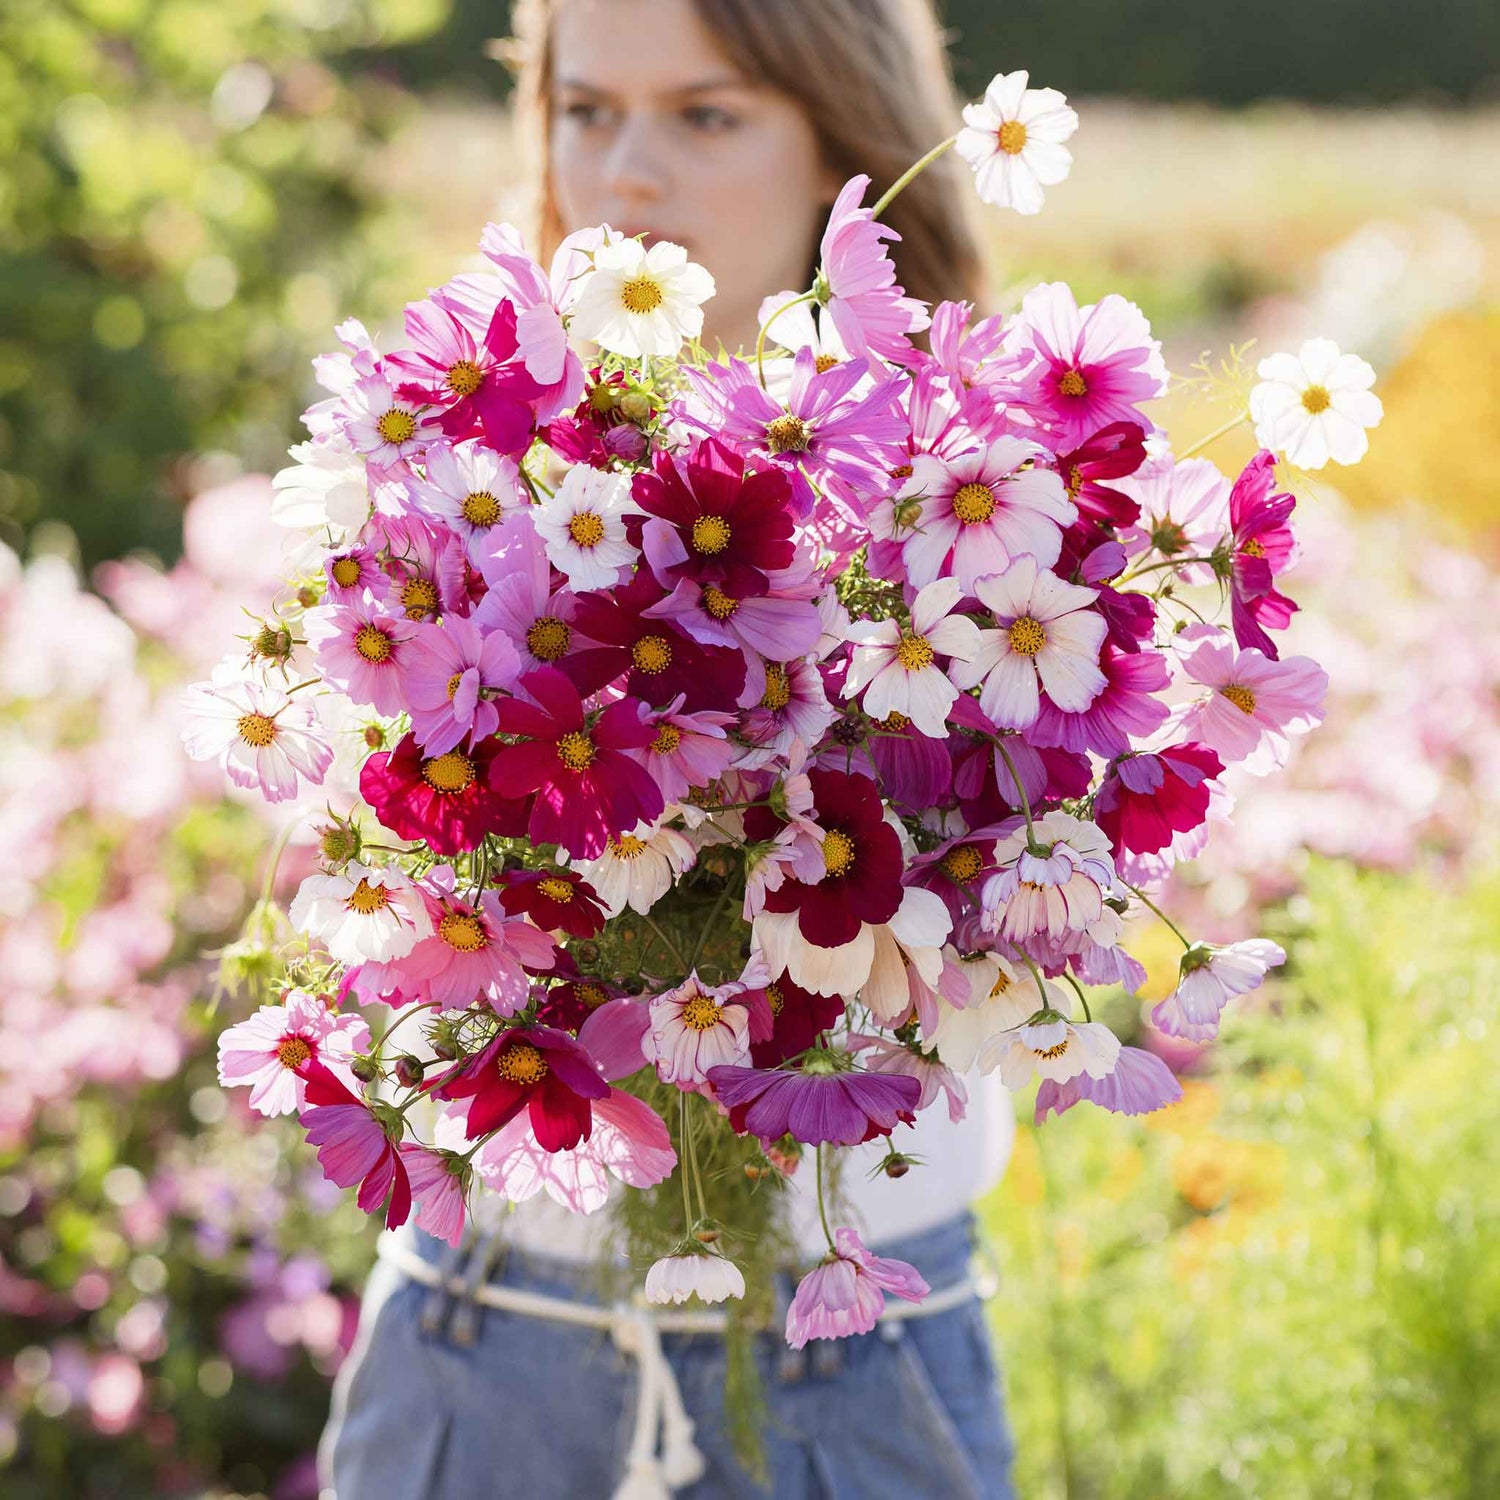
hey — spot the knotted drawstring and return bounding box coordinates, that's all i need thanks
[608,1305,705,1498]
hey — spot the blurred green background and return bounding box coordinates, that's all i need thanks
[2,3,1497,1497]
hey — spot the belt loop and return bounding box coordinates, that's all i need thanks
[417,1230,475,1337]
[448,1229,508,1346]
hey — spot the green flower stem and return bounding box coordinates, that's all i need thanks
[993,737,1040,849]
[641,911,690,975]
[869,135,958,219]
[1061,971,1095,1023]
[1178,410,1250,460]
[815,1144,835,1253]
[1123,880,1193,950]
[1118,554,1221,584]
[755,288,819,388]
[678,1090,695,1235]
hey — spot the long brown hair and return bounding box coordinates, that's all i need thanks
[504,0,988,312]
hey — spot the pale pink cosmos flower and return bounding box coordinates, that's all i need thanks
[397,1145,468,1247]
[335,370,441,472]
[982,811,1116,942]
[926,951,1032,1072]
[302,594,417,718]
[180,674,333,804]
[408,438,525,561]
[216,989,369,1116]
[403,614,521,756]
[952,556,1107,730]
[1034,1044,1182,1122]
[578,819,698,918]
[981,1006,1121,1091]
[1151,938,1286,1042]
[1116,454,1231,574]
[623,698,735,804]
[785,1227,929,1348]
[470,513,580,676]
[647,972,752,1089]
[1174,625,1327,775]
[843,577,982,738]
[288,862,432,965]
[900,437,1076,591]
[734,657,838,773]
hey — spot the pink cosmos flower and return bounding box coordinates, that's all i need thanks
[648,973,752,1089]
[1028,642,1171,758]
[335,371,441,474]
[847,1032,968,1122]
[299,1063,412,1230]
[1095,743,1223,856]
[490,668,665,860]
[952,555,1107,730]
[398,1145,468,1247]
[408,438,525,562]
[785,1228,929,1348]
[321,544,389,607]
[180,676,332,804]
[1117,454,1230,571]
[1174,625,1327,775]
[900,437,1076,591]
[981,812,1116,942]
[1033,1045,1181,1122]
[470,514,581,676]
[1151,938,1286,1042]
[217,990,369,1116]
[622,698,735,804]
[1009,282,1169,449]
[372,510,471,625]
[707,1056,921,1147]
[403,614,521,755]
[303,595,416,717]
[735,657,838,771]
[814,174,931,363]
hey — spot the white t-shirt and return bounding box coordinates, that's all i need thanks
[472,1070,1014,1260]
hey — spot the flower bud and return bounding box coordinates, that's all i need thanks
[350,1054,379,1083]
[393,1055,425,1088]
[363,725,385,750]
[618,390,653,423]
[296,586,320,610]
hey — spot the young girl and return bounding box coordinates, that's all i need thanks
[321,3,1015,1495]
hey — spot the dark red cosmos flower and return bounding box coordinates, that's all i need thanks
[360,734,528,855]
[1095,743,1223,856]
[632,437,798,599]
[435,1026,610,1152]
[1227,449,1299,659]
[489,667,664,860]
[536,975,625,1031]
[498,868,608,938]
[706,1059,920,1147]
[761,769,904,948]
[744,973,846,1068]
[1053,421,1147,528]
[562,571,746,712]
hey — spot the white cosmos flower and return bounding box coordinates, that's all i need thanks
[644,1251,746,1306]
[956,70,1079,216]
[411,439,523,559]
[926,951,1032,1072]
[978,981,1120,1087]
[569,237,716,359]
[532,463,640,590]
[858,886,954,1023]
[951,555,1107,729]
[1151,938,1286,1042]
[288,861,432,965]
[180,673,333,804]
[578,819,696,916]
[752,907,874,998]
[647,972,751,1087]
[843,576,982,738]
[271,437,370,538]
[1250,338,1382,469]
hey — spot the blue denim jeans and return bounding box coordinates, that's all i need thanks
[322,1212,1014,1499]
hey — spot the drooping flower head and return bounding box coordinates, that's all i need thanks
[299,1063,412,1230]
[707,1052,921,1148]
[785,1227,928,1348]
[1151,939,1286,1042]
[981,811,1116,943]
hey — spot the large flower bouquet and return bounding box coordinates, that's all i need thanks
[184,71,1379,1348]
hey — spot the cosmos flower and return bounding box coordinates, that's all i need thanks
[644,1252,746,1306]
[707,1053,921,1148]
[785,1228,928,1347]
[956,70,1079,215]
[531,462,641,591]
[217,990,370,1116]
[299,1063,412,1230]
[288,862,432,965]
[568,235,716,358]
[647,972,752,1089]
[403,613,522,756]
[1151,939,1286,1042]
[180,675,332,804]
[576,817,697,917]
[360,733,527,856]
[1251,338,1382,469]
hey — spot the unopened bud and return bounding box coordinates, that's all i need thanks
[250,623,295,664]
[883,1154,912,1180]
[393,1055,425,1088]
[618,390,652,423]
[350,1055,379,1083]
[363,725,385,750]
[692,1220,722,1245]
[296,586,320,610]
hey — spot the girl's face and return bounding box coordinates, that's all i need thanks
[549,0,841,354]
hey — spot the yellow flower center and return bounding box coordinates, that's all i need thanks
[1008,617,1047,657]
[631,634,673,674]
[765,414,810,454]
[681,993,724,1031]
[895,633,935,672]
[941,846,983,884]
[651,723,682,755]
[611,834,648,859]
[620,275,665,314]
[1301,384,1332,414]
[497,1041,549,1084]
[422,751,476,794]
[354,623,394,663]
[237,712,277,748]
[821,828,856,878]
[881,711,910,731]
[577,982,608,1008]
[527,616,571,661]
[1058,369,1088,398]
[345,878,390,915]
[446,359,485,397]
[814,353,840,374]
[376,409,417,446]
[438,912,487,952]
[1066,465,1084,499]
[691,515,732,555]
[1220,684,1257,715]
[556,730,596,771]
[952,481,996,524]
[568,511,607,548]
[1033,1040,1071,1060]
[462,490,501,527]
[331,557,362,588]
[760,662,791,711]
[276,1037,312,1069]
[997,119,1028,154]
[401,578,440,620]
[536,876,574,903]
[990,970,1013,998]
[703,585,738,620]
[891,462,915,479]
[765,983,785,1017]
[1241,538,1266,558]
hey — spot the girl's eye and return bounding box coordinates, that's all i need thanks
[560,100,611,128]
[683,104,738,133]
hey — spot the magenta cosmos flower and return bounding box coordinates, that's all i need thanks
[1028,642,1171,759]
[299,1063,412,1231]
[633,437,799,600]
[707,1055,920,1148]
[1052,420,1147,529]
[1226,449,1300,658]
[360,733,528,855]
[622,699,735,805]
[489,667,664,859]
[759,769,905,948]
[1010,281,1169,449]
[435,1026,611,1152]
[216,989,369,1116]
[1175,625,1327,775]
[404,614,521,755]
[497,867,608,939]
[814,174,930,363]
[1095,743,1223,856]
[785,1227,929,1348]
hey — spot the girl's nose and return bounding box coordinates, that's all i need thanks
[599,112,671,205]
